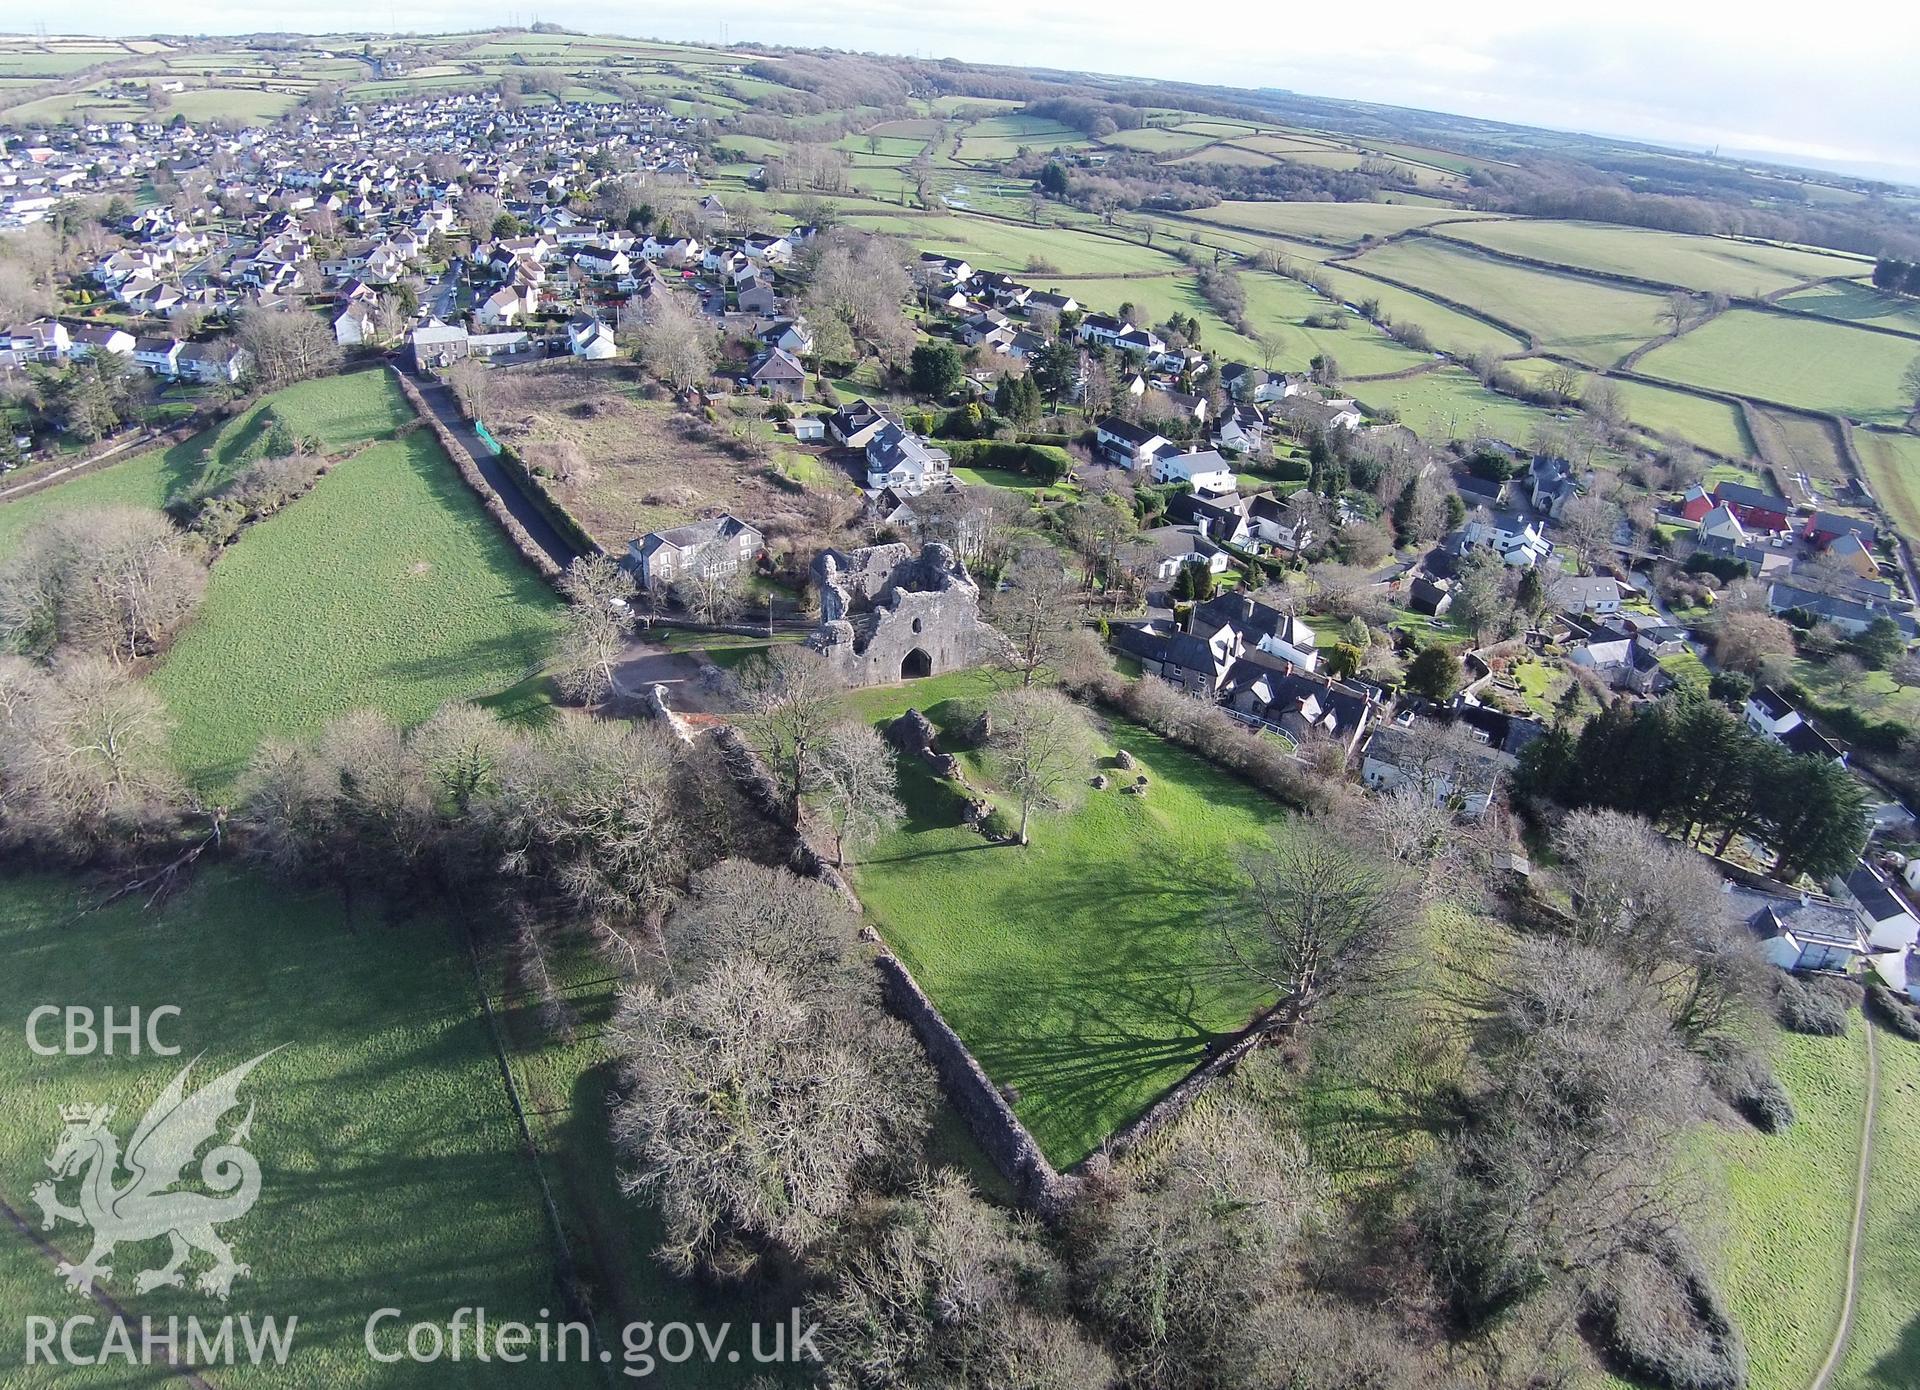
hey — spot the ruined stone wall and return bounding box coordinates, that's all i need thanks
[809,542,998,687]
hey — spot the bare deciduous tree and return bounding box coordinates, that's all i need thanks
[0,507,205,663]
[987,545,1081,689]
[737,645,846,825]
[629,289,717,389]
[235,305,342,388]
[809,721,904,867]
[987,688,1090,844]
[1217,820,1415,1036]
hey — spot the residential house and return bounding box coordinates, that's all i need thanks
[626,514,764,591]
[1678,483,1714,522]
[864,421,952,496]
[1528,454,1582,519]
[745,346,807,400]
[333,298,378,346]
[1166,490,1252,548]
[1697,503,1747,544]
[1804,511,1878,550]
[175,341,246,385]
[566,313,619,360]
[411,317,471,370]
[66,323,135,360]
[1408,575,1453,617]
[1150,448,1237,495]
[1459,509,1553,567]
[1832,861,1920,953]
[1552,575,1623,616]
[475,284,529,329]
[1765,582,1918,640]
[1095,416,1173,469]
[828,399,888,450]
[1746,893,1872,973]
[1712,481,1792,533]
[1826,532,1879,579]
[1745,685,1847,763]
[1078,313,1133,348]
[1360,723,1514,817]
[131,336,182,377]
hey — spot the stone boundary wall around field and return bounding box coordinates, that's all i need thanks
[1086,1019,1275,1167]
[872,952,1079,1215]
[390,367,567,585]
[692,704,1081,1212]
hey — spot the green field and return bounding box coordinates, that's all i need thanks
[1858,430,1920,546]
[1180,201,1504,246]
[1312,261,1529,359]
[165,86,303,122]
[0,869,583,1388]
[1431,220,1871,296]
[0,371,415,547]
[1345,237,1672,367]
[1836,1028,1920,1390]
[1608,377,1755,458]
[147,428,563,788]
[1776,280,1920,336]
[1638,310,1920,423]
[1357,367,1581,446]
[846,681,1284,1166]
[1693,1028,1869,1390]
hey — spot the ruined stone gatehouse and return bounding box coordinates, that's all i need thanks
[808,542,999,686]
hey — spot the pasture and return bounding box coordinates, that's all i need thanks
[1637,310,1920,423]
[847,682,1285,1166]
[148,429,564,788]
[0,869,582,1389]
[1776,280,1920,336]
[0,371,415,547]
[1858,430,1920,546]
[1344,237,1672,367]
[1312,261,1530,359]
[1179,201,1503,246]
[1607,377,1755,458]
[1357,367,1581,447]
[1431,219,1871,296]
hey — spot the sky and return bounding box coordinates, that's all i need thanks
[25,0,1920,184]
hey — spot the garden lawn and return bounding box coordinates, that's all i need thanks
[1637,310,1918,423]
[1835,1026,1920,1390]
[0,868,583,1388]
[149,430,565,789]
[847,688,1286,1166]
[1690,1027,1868,1390]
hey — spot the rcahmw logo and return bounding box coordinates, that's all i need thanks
[29,1051,276,1299]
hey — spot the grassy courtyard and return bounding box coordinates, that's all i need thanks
[0,869,584,1388]
[845,679,1286,1166]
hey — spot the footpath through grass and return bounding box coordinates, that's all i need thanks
[844,678,1286,1166]
[149,429,565,789]
[1835,1025,1920,1390]
[1694,1027,1869,1390]
[0,868,585,1388]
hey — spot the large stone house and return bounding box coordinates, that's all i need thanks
[626,515,764,590]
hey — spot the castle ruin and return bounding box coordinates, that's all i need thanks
[808,542,998,686]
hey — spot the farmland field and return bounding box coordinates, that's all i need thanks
[1431,219,1871,296]
[1858,430,1920,545]
[847,681,1284,1166]
[1637,310,1919,423]
[1312,261,1529,358]
[1357,367,1583,446]
[164,86,304,121]
[1776,279,1920,336]
[1180,200,1503,246]
[1608,377,1755,458]
[1345,237,1672,366]
[0,869,583,1389]
[148,429,564,788]
[0,371,415,546]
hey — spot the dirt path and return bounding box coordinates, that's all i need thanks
[0,1194,220,1388]
[1808,1020,1881,1390]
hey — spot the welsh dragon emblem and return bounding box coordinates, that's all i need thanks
[29,1051,276,1300]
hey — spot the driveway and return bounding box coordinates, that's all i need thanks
[610,634,740,715]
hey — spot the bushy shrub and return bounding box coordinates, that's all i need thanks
[1775,973,1854,1036]
[1703,1040,1796,1133]
[1866,982,1920,1042]
[978,805,1017,841]
[1593,1225,1747,1390]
